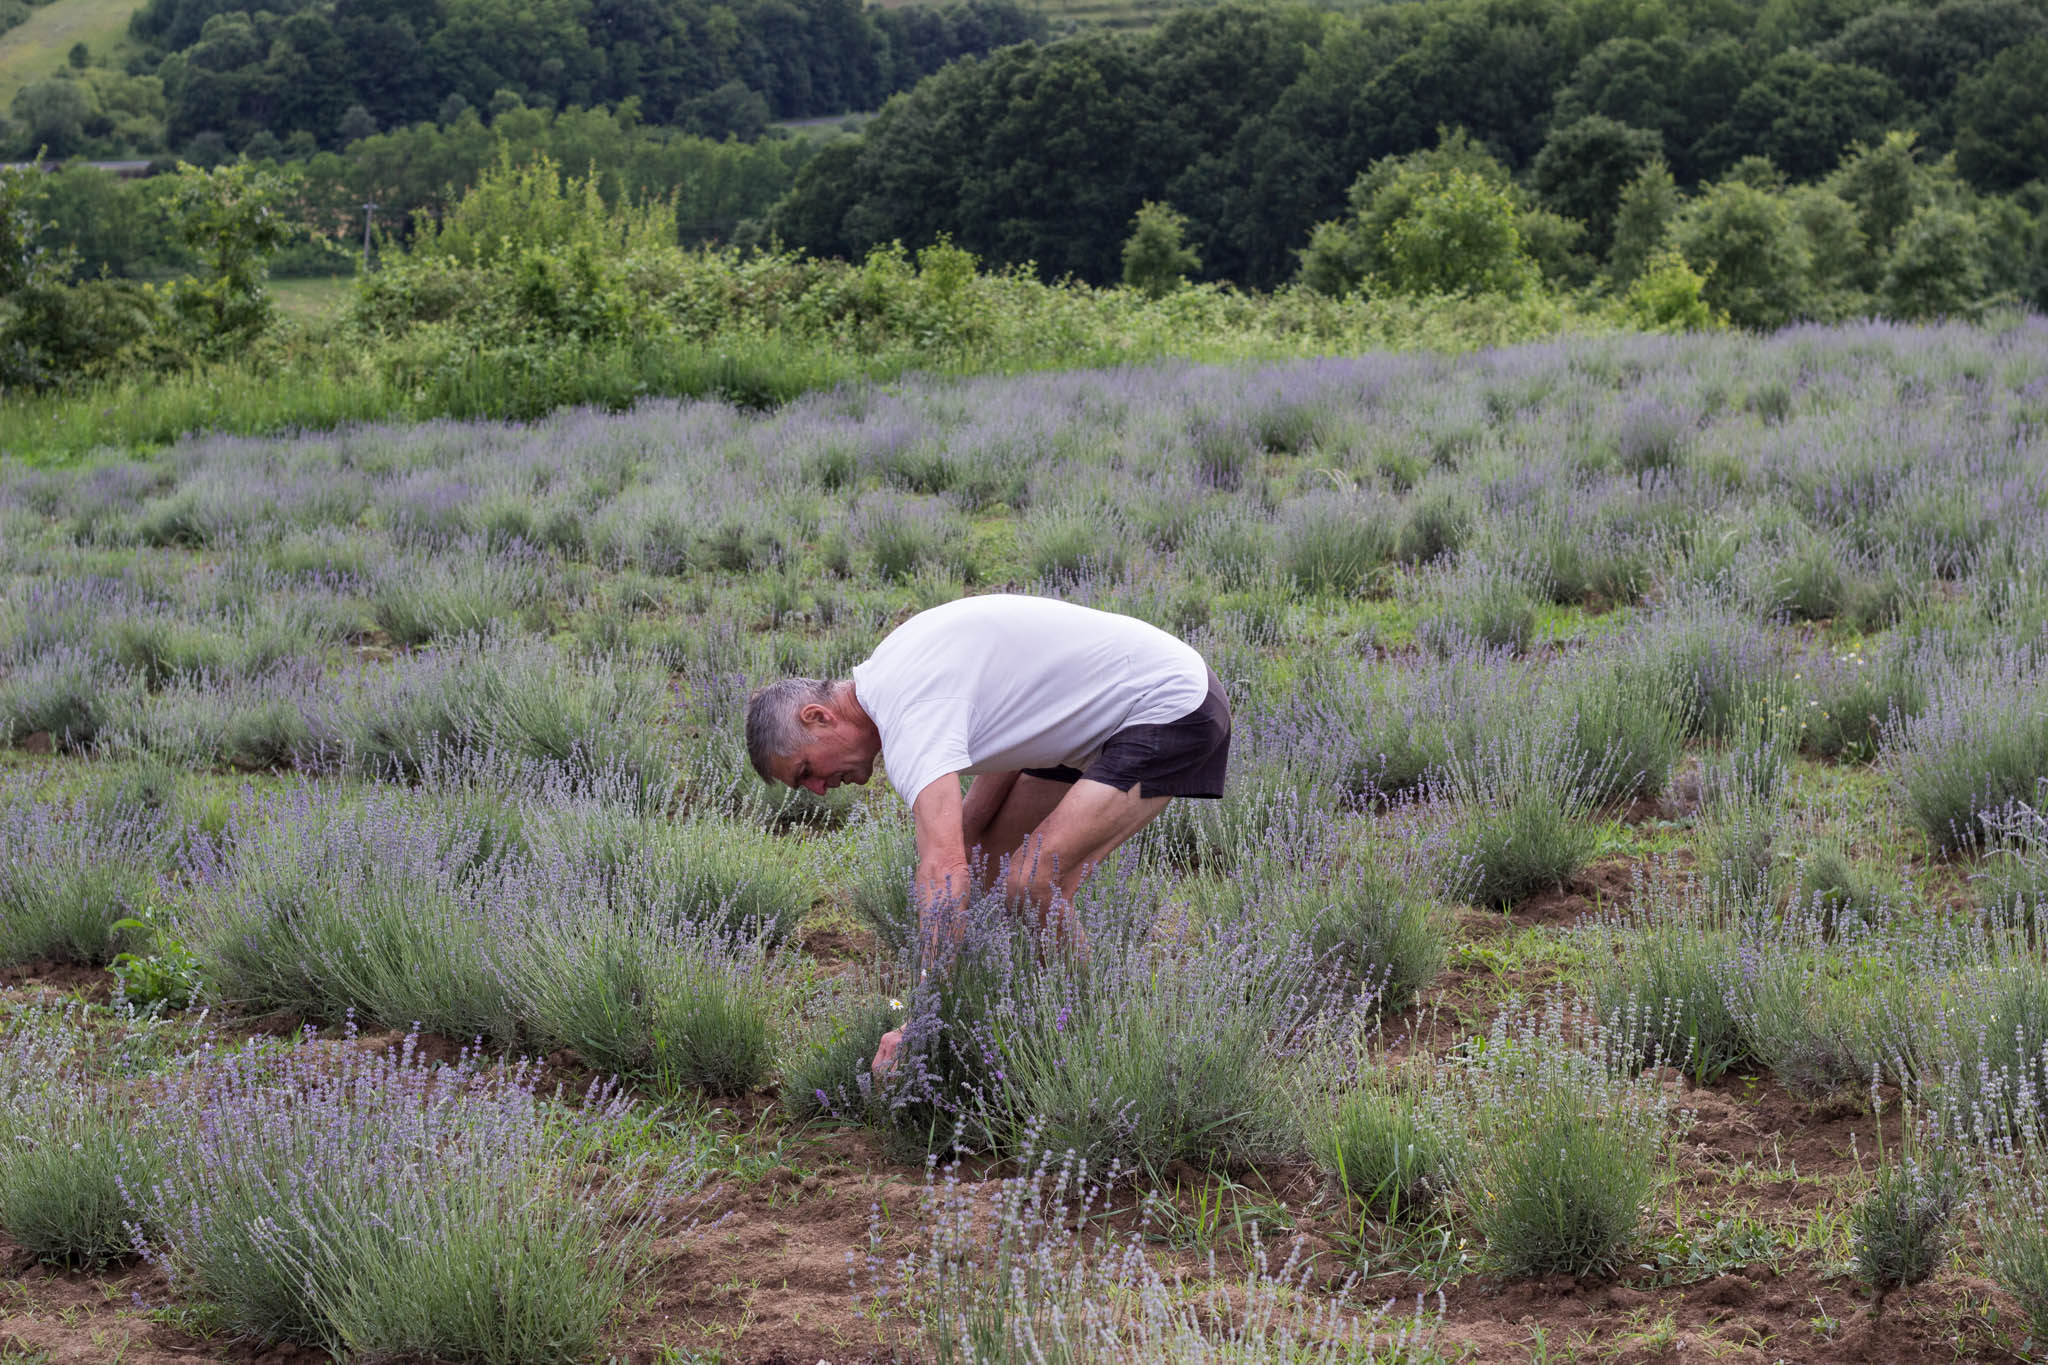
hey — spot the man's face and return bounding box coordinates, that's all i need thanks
[773,703,877,795]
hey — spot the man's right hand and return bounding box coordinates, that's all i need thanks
[872,1027,904,1080]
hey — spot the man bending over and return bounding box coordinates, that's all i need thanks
[746,592,1231,1075]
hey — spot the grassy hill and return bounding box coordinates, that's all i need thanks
[0,0,144,110]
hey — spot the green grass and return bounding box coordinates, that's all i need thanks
[0,0,146,109]
[268,276,356,323]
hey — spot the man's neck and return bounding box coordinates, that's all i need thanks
[839,680,881,748]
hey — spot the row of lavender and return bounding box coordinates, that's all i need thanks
[0,1007,705,1360]
[1,322,2047,1354]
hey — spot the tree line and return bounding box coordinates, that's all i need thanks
[2,0,1041,160]
[771,0,2048,306]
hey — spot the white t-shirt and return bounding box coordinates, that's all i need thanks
[850,594,1210,807]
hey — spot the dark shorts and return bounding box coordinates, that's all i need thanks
[1021,668,1232,800]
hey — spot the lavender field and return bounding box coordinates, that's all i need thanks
[3,317,2048,1363]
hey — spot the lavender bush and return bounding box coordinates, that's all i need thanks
[1586,870,1753,1080]
[1885,647,2048,853]
[876,1139,1439,1365]
[1453,1004,1674,1276]
[0,1012,161,1267]
[137,1030,698,1360]
[1439,724,1615,907]
[0,785,168,966]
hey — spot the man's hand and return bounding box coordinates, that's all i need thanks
[872,1027,904,1080]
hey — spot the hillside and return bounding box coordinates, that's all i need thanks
[0,0,141,110]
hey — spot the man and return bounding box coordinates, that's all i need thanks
[746,593,1231,1075]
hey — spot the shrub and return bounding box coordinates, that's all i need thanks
[1852,1148,1961,1290]
[1277,492,1396,595]
[1417,557,1540,656]
[887,1140,1434,1365]
[1977,805,2048,919]
[1310,1083,1453,1221]
[1612,397,1692,475]
[371,546,556,646]
[1589,878,1752,1081]
[527,808,812,946]
[0,645,143,751]
[512,911,780,1095]
[1798,640,1924,763]
[851,493,968,583]
[1791,842,1902,930]
[1455,1007,1671,1277]
[1440,727,1609,907]
[0,792,163,966]
[1886,651,2048,854]
[782,995,899,1121]
[844,810,920,952]
[0,1021,159,1268]
[988,919,1324,1178]
[337,633,673,808]
[1396,481,1473,564]
[179,788,521,1038]
[1628,600,1788,741]
[137,1032,695,1359]
[1551,658,1688,807]
[1021,502,1125,581]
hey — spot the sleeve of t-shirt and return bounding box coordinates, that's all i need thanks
[878,696,975,809]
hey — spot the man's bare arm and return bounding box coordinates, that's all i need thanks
[910,774,974,920]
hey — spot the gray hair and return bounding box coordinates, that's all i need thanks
[745,677,839,782]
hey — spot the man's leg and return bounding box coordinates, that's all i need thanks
[1003,778,1171,937]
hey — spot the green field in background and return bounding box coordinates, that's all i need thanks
[0,0,144,109]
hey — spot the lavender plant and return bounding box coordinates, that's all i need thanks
[1586,871,1752,1080]
[370,541,560,645]
[876,1138,1438,1365]
[137,1031,698,1360]
[1415,556,1540,656]
[1439,724,1613,907]
[1977,804,2048,920]
[986,914,1330,1178]
[1452,1004,1674,1276]
[0,787,167,966]
[1309,1079,1455,1222]
[0,1013,161,1267]
[1886,647,2048,853]
[1276,490,1397,595]
[1852,1144,1962,1290]
[0,645,144,752]
[510,906,783,1095]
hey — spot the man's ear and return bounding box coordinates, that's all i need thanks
[797,701,835,731]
